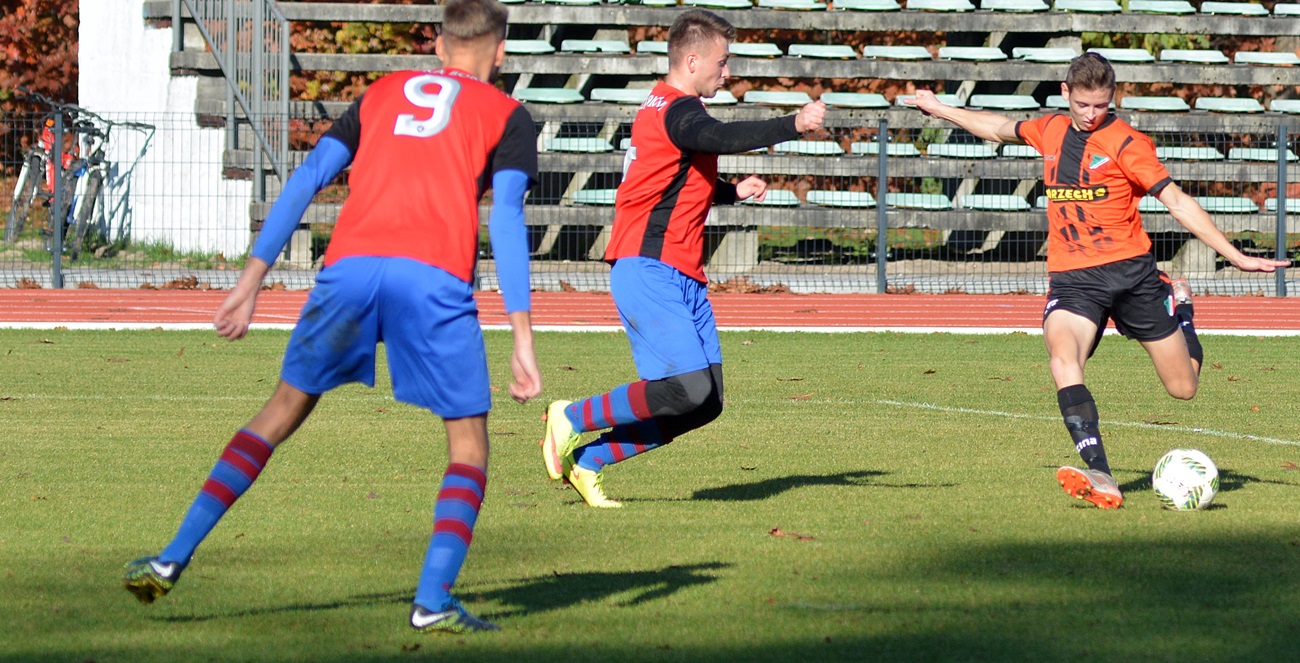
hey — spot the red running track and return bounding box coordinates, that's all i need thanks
[4,289,1300,331]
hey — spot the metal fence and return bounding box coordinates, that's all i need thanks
[2,109,1297,294]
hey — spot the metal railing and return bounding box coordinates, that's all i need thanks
[174,0,290,200]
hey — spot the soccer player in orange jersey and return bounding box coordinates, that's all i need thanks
[907,53,1288,509]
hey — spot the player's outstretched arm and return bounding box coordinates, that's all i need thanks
[213,257,270,341]
[1158,183,1291,273]
[903,90,1022,144]
[794,100,826,133]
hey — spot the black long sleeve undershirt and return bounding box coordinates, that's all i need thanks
[664,96,800,205]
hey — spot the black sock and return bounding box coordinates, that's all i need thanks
[1057,384,1110,475]
[1175,302,1204,367]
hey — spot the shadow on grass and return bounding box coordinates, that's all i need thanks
[1045,466,1296,497]
[471,561,731,620]
[689,470,955,502]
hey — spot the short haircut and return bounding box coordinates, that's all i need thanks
[667,9,737,68]
[1065,52,1116,92]
[441,0,509,44]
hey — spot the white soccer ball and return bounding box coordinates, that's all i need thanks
[1152,448,1219,510]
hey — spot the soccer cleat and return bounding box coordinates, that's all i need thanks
[540,400,580,481]
[123,556,183,604]
[1170,278,1193,305]
[566,464,622,508]
[410,597,500,634]
[1056,466,1124,509]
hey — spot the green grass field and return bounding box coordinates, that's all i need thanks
[3,328,1300,662]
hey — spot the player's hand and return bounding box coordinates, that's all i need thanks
[794,100,826,133]
[903,89,942,116]
[213,285,258,341]
[735,175,768,202]
[1228,255,1291,273]
[508,345,542,404]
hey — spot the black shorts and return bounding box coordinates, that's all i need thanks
[1044,253,1178,354]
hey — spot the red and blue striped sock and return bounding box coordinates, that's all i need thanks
[159,429,275,566]
[573,419,670,471]
[415,463,486,611]
[565,381,652,433]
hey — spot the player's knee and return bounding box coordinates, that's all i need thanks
[1166,379,1197,400]
[648,368,718,417]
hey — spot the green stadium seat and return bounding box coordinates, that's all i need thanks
[928,143,998,158]
[498,0,527,4]
[788,44,859,59]
[774,140,846,155]
[960,194,1031,211]
[547,138,615,153]
[730,43,785,58]
[1129,0,1195,12]
[836,0,902,9]
[1138,196,1166,213]
[637,40,668,55]
[939,46,1008,61]
[704,90,739,105]
[1119,96,1190,112]
[807,190,878,208]
[968,94,1039,110]
[850,141,924,156]
[1229,147,1300,161]
[1035,195,1049,208]
[907,0,976,10]
[628,0,678,5]
[981,0,1049,11]
[685,0,754,8]
[887,193,953,210]
[896,93,964,107]
[1002,144,1042,158]
[505,39,555,55]
[1156,146,1225,160]
[1195,97,1265,113]
[573,189,618,206]
[561,39,631,54]
[1275,3,1300,15]
[1013,47,1079,63]
[542,0,605,4]
[1235,52,1300,66]
[590,88,652,104]
[743,189,801,206]
[821,92,890,107]
[1195,197,1259,213]
[1045,95,1069,109]
[619,137,631,150]
[863,45,933,60]
[1265,198,1300,212]
[1160,49,1229,64]
[1088,48,1155,63]
[744,90,814,105]
[757,0,828,9]
[1054,0,1121,12]
[514,88,585,104]
[1200,1,1268,16]
[1269,99,1300,114]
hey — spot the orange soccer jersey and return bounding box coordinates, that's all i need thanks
[1016,114,1174,273]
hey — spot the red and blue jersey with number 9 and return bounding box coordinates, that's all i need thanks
[321,68,537,282]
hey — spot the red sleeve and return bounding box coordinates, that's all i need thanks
[1115,130,1173,196]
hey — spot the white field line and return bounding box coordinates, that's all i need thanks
[873,399,1300,447]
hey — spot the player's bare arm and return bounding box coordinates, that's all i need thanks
[1157,183,1291,273]
[903,89,1022,144]
[734,175,768,202]
[213,257,271,341]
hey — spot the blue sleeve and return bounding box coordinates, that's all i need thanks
[250,136,353,265]
[488,169,532,313]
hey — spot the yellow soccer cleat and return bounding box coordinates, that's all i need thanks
[540,400,581,481]
[566,464,622,508]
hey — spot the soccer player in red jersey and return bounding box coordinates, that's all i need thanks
[123,0,542,633]
[907,53,1288,509]
[538,9,826,507]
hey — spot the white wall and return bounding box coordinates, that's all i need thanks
[78,0,252,257]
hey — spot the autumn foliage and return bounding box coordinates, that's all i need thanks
[0,0,78,111]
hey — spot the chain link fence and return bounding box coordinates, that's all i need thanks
[2,109,1297,294]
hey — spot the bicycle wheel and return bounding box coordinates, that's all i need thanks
[5,154,40,242]
[69,171,103,260]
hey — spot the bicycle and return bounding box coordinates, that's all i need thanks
[5,88,77,244]
[65,115,155,259]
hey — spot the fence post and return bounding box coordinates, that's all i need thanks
[1277,123,1289,297]
[252,0,265,203]
[225,0,237,153]
[50,114,64,289]
[171,0,182,53]
[876,118,888,294]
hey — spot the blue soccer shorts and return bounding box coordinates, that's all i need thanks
[609,256,721,381]
[281,256,491,418]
